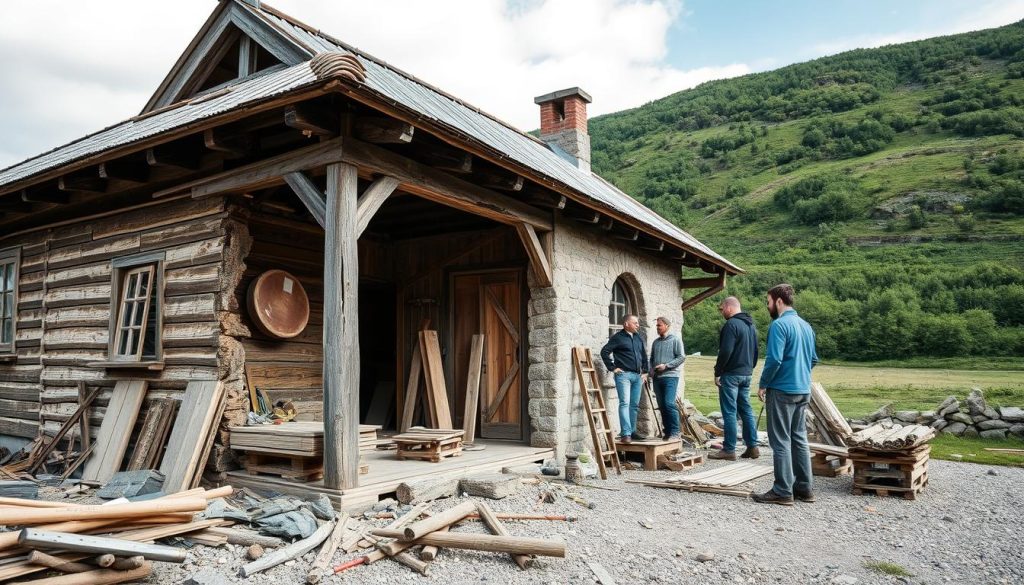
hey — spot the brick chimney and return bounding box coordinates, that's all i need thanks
[534,87,592,173]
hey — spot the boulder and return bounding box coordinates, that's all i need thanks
[941,422,967,436]
[930,419,948,431]
[976,419,1011,431]
[938,400,960,417]
[865,403,893,423]
[895,410,920,423]
[1009,423,1024,438]
[963,426,980,438]
[965,388,987,416]
[935,395,958,413]
[998,407,1024,423]
[917,410,936,423]
[877,418,895,427]
[946,412,974,425]
[979,429,1007,440]
[982,407,1000,420]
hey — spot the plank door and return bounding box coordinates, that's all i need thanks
[451,270,525,441]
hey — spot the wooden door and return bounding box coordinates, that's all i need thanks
[451,270,524,441]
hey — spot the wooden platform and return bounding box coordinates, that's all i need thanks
[850,445,930,500]
[615,438,683,471]
[224,441,552,511]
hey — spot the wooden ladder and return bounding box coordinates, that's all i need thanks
[572,347,621,479]
[644,378,664,439]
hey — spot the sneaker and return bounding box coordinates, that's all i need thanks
[666,434,682,442]
[794,491,816,503]
[740,447,761,459]
[709,450,737,461]
[631,433,649,441]
[751,490,795,506]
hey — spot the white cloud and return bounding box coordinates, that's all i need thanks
[0,0,749,168]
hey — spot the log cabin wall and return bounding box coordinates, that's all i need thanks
[0,195,231,446]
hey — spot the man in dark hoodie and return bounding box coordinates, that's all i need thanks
[712,296,760,460]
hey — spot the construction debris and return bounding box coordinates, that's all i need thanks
[397,477,459,504]
[458,473,521,500]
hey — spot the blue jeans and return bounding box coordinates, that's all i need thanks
[718,375,758,453]
[766,389,813,497]
[652,377,680,436]
[614,371,642,437]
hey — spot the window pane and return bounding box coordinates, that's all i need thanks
[127,272,140,299]
[1,318,10,344]
[0,264,7,292]
[142,281,158,358]
[3,292,11,319]
[121,301,135,328]
[117,328,129,355]
[133,302,145,326]
[137,272,150,298]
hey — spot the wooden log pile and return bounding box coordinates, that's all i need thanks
[808,382,853,446]
[846,423,936,451]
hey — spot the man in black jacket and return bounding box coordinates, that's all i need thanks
[600,315,648,443]
[712,297,760,460]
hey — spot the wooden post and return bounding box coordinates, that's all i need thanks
[323,162,361,490]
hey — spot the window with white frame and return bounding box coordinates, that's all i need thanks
[109,252,164,362]
[608,277,635,336]
[0,248,18,355]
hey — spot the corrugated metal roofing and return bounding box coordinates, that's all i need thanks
[0,63,318,188]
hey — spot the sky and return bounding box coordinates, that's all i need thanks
[1,0,1022,169]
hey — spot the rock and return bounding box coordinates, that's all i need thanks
[998,406,1024,422]
[865,403,893,423]
[982,407,1000,420]
[639,518,654,529]
[965,388,987,416]
[945,412,973,425]
[941,422,967,436]
[895,410,920,423]
[247,544,264,560]
[1010,423,1024,438]
[831,575,858,585]
[949,454,963,460]
[938,401,960,417]
[396,478,459,504]
[708,411,722,419]
[971,414,988,424]
[917,410,936,423]
[979,429,1007,440]
[935,396,958,414]
[459,474,521,500]
[987,469,1000,476]
[930,419,948,431]
[696,552,715,562]
[976,419,1011,431]
[185,569,231,585]
[963,426,980,438]
[942,515,955,522]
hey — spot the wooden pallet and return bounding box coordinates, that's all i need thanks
[657,452,705,471]
[811,452,852,477]
[243,452,323,482]
[850,445,929,500]
[393,429,465,463]
[615,438,682,471]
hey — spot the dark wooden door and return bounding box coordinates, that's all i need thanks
[451,270,524,441]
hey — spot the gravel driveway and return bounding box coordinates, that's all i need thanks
[156,454,1024,585]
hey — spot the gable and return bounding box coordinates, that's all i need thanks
[142,0,311,113]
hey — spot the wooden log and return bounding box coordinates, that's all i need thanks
[459,474,521,500]
[418,525,447,562]
[396,477,458,505]
[475,502,529,569]
[25,551,93,573]
[306,514,348,585]
[9,562,151,584]
[108,556,144,571]
[18,529,188,563]
[239,520,334,577]
[369,529,565,558]
[363,533,430,575]
[400,501,477,541]
[202,527,284,548]
[94,554,115,568]
[0,497,207,525]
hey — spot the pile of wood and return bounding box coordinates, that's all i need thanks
[846,423,936,451]
[850,444,930,500]
[0,486,233,582]
[401,330,454,431]
[228,422,385,482]
[628,461,773,498]
[809,442,853,477]
[808,382,853,447]
[676,399,710,447]
[393,429,465,462]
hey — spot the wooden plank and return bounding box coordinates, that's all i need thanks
[515,223,552,287]
[80,381,147,484]
[400,344,422,432]
[354,117,414,144]
[126,399,173,471]
[322,163,361,490]
[418,331,452,429]
[282,171,326,228]
[462,334,484,445]
[355,176,400,237]
[158,381,224,493]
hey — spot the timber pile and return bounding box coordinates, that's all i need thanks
[809,442,853,477]
[846,423,936,451]
[628,462,773,497]
[808,382,853,447]
[393,429,465,462]
[229,422,386,456]
[850,444,930,500]
[0,486,234,582]
[676,398,710,447]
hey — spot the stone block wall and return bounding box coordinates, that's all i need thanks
[524,219,688,458]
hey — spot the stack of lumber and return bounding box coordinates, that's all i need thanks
[401,330,454,432]
[0,486,233,582]
[158,380,227,492]
[850,444,930,500]
[627,462,773,497]
[393,429,465,463]
[809,442,853,477]
[846,423,936,451]
[808,382,853,447]
[229,423,385,456]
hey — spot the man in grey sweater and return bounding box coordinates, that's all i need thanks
[650,316,685,440]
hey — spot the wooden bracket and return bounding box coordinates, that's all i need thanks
[21,188,70,205]
[680,270,726,311]
[354,117,415,144]
[516,223,553,287]
[285,104,339,137]
[355,175,400,237]
[283,171,326,228]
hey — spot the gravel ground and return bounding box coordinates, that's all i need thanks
[136,453,1024,585]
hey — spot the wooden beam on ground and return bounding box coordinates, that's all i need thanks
[355,176,400,237]
[203,128,251,158]
[285,104,338,137]
[515,223,552,287]
[354,117,414,144]
[322,162,361,490]
[21,188,70,205]
[681,270,726,312]
[283,172,327,228]
[146,145,201,171]
[98,161,150,184]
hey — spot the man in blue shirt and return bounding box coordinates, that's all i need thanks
[753,284,819,506]
[600,314,649,444]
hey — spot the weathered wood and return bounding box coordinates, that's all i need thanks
[418,331,452,429]
[285,104,338,137]
[395,477,458,505]
[158,381,224,492]
[415,145,473,174]
[28,385,100,474]
[282,171,326,228]
[354,117,414,144]
[146,145,201,171]
[475,502,529,569]
[21,189,71,205]
[515,223,552,287]
[203,127,251,158]
[355,176,399,237]
[306,514,348,584]
[4,497,205,529]
[401,500,476,541]
[458,474,521,500]
[369,529,566,558]
[98,161,149,184]
[400,343,423,432]
[462,334,484,444]
[81,381,147,484]
[322,162,360,490]
[8,563,152,584]
[202,527,284,548]
[25,550,93,574]
[239,520,334,578]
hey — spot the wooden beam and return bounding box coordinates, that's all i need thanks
[354,117,414,144]
[526,192,566,209]
[20,189,70,205]
[680,275,726,289]
[355,176,400,237]
[146,145,201,171]
[474,168,524,192]
[415,145,473,174]
[0,198,36,213]
[681,271,726,312]
[639,239,665,252]
[284,104,338,137]
[58,174,106,194]
[515,223,552,287]
[322,162,360,490]
[98,161,150,184]
[282,171,326,228]
[203,128,251,158]
[562,207,600,223]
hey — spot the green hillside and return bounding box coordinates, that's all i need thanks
[589,21,1024,362]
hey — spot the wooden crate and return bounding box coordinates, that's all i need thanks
[850,445,929,500]
[615,438,683,471]
[243,452,323,483]
[393,429,465,463]
[657,452,705,471]
[811,452,852,477]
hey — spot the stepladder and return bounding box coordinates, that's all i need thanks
[572,346,621,479]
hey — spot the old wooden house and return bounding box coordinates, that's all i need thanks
[0,0,739,507]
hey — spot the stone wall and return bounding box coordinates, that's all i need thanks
[525,219,687,458]
[850,389,1024,440]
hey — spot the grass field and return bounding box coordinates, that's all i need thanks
[682,356,1024,466]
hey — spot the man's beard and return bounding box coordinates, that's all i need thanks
[768,304,778,319]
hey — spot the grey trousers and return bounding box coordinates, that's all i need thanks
[766,389,813,497]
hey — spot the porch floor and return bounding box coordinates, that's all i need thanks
[224,441,553,511]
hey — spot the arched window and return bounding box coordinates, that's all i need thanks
[608,277,636,335]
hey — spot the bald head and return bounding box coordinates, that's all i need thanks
[718,296,741,319]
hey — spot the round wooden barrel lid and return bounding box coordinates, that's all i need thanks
[246,270,310,339]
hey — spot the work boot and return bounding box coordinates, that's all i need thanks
[751,490,795,506]
[619,435,632,444]
[631,432,648,441]
[740,447,761,459]
[666,434,682,442]
[794,491,816,503]
[709,450,737,461]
